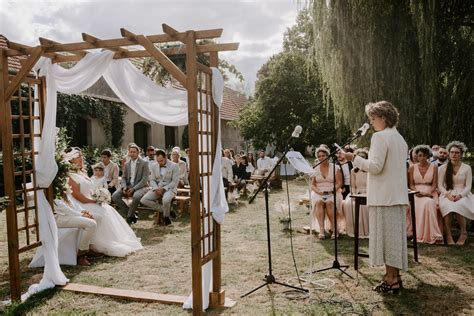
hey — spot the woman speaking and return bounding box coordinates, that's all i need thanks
[345,101,409,294]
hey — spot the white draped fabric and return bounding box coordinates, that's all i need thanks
[22,51,226,310]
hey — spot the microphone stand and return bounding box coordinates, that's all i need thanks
[241,139,308,298]
[311,132,365,278]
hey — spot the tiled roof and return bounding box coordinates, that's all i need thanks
[0,34,27,73]
[221,86,247,121]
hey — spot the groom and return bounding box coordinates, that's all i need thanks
[112,144,149,224]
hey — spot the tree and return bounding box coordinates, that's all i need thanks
[308,0,473,148]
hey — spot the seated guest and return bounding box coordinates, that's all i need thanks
[408,147,418,167]
[343,149,369,238]
[141,149,179,225]
[173,146,187,163]
[257,149,274,175]
[221,150,234,198]
[171,149,188,188]
[408,145,443,244]
[247,152,256,172]
[336,149,353,199]
[430,144,440,163]
[54,192,101,266]
[432,147,448,166]
[233,154,251,193]
[311,145,343,239]
[224,148,235,165]
[91,162,108,190]
[144,146,157,168]
[112,144,149,224]
[438,141,474,245]
[245,155,255,175]
[100,149,119,194]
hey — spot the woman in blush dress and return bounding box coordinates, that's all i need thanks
[408,145,443,244]
[438,141,474,246]
[65,147,143,257]
[311,145,343,239]
[343,148,369,238]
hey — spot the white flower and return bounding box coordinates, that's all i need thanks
[92,187,111,205]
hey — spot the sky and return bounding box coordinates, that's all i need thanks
[0,0,300,94]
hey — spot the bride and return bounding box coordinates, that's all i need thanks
[64,147,143,257]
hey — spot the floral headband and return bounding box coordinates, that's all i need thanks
[63,148,81,162]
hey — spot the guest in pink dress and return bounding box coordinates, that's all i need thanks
[408,145,443,244]
[311,145,343,239]
[343,148,369,238]
[438,141,474,246]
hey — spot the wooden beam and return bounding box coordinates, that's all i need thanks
[6,28,224,56]
[62,283,186,305]
[1,49,21,302]
[162,23,179,38]
[135,35,187,87]
[197,62,212,75]
[5,46,43,101]
[185,30,203,315]
[6,40,60,60]
[51,43,240,63]
[120,28,137,40]
[39,37,86,57]
[82,33,128,57]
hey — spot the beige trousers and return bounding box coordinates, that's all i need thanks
[55,214,97,251]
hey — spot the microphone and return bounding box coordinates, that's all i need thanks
[354,123,370,136]
[291,125,303,138]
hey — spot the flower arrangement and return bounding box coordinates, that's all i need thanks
[92,187,111,205]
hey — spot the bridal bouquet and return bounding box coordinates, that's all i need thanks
[92,187,111,205]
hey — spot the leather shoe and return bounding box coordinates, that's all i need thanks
[162,216,172,226]
[77,255,91,266]
[170,210,178,220]
[126,215,138,225]
[87,249,104,258]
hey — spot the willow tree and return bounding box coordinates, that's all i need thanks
[308,0,473,148]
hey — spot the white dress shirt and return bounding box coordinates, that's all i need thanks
[130,158,138,186]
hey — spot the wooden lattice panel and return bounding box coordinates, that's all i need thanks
[9,79,42,252]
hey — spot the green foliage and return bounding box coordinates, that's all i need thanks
[181,125,189,149]
[56,93,126,147]
[52,128,72,200]
[308,0,473,148]
[133,40,244,85]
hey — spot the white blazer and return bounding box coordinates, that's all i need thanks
[352,127,409,206]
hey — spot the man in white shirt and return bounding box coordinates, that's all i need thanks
[257,150,274,174]
[112,144,149,224]
[100,149,119,194]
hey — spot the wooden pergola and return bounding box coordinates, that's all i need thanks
[0,24,238,314]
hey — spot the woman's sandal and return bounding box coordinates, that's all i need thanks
[373,281,401,294]
[318,233,325,240]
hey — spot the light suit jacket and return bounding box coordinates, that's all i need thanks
[352,127,409,206]
[120,157,149,191]
[149,160,180,194]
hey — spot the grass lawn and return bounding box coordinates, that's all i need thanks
[1,177,473,315]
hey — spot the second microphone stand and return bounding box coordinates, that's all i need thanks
[311,132,364,278]
[241,144,308,298]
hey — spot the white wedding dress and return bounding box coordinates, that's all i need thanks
[69,171,143,257]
